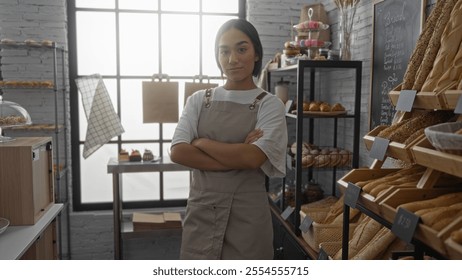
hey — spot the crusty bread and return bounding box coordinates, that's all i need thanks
[334,216,383,259]
[352,227,397,260]
[399,192,462,213]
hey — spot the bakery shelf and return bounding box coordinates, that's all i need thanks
[388,85,462,110]
[412,137,462,179]
[441,90,462,109]
[0,41,62,50]
[337,168,403,214]
[3,123,65,132]
[378,188,462,257]
[268,59,362,259]
[389,89,445,110]
[363,125,423,163]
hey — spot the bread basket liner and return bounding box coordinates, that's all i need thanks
[424,121,462,156]
[300,210,358,253]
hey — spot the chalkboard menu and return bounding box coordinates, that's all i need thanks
[370,0,425,129]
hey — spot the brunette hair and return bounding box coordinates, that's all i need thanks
[214,18,263,77]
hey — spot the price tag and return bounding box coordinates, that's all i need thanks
[285,100,293,114]
[455,95,462,114]
[286,155,293,170]
[395,90,417,112]
[317,247,329,260]
[344,182,361,209]
[391,207,420,244]
[299,215,313,233]
[281,206,294,221]
[369,137,390,161]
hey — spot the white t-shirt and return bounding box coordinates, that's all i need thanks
[172,86,288,178]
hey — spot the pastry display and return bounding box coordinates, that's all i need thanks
[290,141,351,168]
[0,80,54,88]
[283,41,301,57]
[118,149,129,162]
[129,149,142,162]
[142,149,154,161]
[331,103,345,111]
[0,115,28,126]
[291,101,347,115]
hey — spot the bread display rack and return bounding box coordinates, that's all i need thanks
[0,41,70,259]
[267,60,362,259]
[337,82,462,260]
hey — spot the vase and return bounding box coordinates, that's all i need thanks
[339,6,356,61]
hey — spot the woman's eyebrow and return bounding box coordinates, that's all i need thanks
[219,40,250,49]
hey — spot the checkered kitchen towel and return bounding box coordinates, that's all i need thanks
[76,74,124,159]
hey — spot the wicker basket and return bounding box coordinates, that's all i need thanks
[300,210,358,253]
[319,241,342,260]
[424,122,462,155]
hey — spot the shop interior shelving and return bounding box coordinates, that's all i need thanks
[0,41,70,259]
[339,88,462,260]
[267,59,362,259]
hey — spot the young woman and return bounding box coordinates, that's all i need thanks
[170,19,287,259]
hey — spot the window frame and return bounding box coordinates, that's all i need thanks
[67,0,246,211]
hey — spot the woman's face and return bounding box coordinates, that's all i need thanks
[218,28,258,88]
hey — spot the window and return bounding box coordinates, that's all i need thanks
[68,0,245,211]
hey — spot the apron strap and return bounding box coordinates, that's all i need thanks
[204,88,212,108]
[249,91,267,110]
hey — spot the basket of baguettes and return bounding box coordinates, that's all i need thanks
[424,121,462,155]
[380,188,462,257]
[312,212,411,260]
[300,195,362,253]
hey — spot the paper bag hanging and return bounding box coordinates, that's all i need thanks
[142,74,179,123]
[184,75,218,106]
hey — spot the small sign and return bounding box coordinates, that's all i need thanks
[286,155,293,170]
[281,206,294,221]
[369,137,390,161]
[285,100,293,114]
[395,90,417,112]
[391,207,420,244]
[317,247,329,260]
[455,95,462,114]
[344,182,361,209]
[299,215,313,233]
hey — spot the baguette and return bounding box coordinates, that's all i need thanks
[334,216,383,259]
[399,192,462,213]
[352,227,397,260]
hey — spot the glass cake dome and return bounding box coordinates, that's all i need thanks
[0,95,32,142]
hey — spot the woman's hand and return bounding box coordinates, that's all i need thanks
[244,128,263,144]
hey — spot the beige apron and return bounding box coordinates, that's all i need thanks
[180,88,273,260]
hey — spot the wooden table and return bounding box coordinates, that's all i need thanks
[107,156,190,259]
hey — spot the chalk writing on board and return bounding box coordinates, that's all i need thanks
[370,0,424,129]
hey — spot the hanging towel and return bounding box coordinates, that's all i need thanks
[75,74,124,159]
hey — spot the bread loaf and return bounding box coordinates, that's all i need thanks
[352,227,397,260]
[417,203,462,230]
[334,216,383,259]
[401,0,446,90]
[399,192,462,213]
[388,111,454,143]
